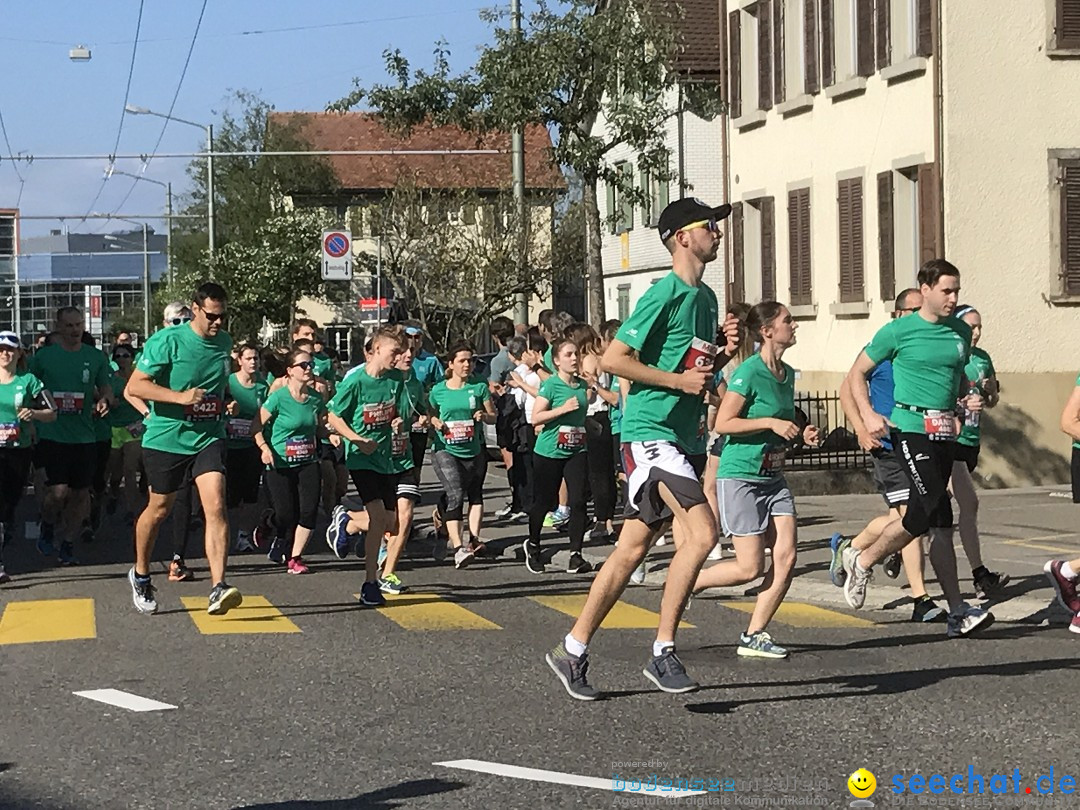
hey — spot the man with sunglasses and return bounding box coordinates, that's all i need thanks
[125,283,242,616]
[546,197,739,699]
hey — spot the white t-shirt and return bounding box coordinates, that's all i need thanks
[514,362,542,425]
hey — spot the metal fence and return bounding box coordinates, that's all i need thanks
[786,390,873,472]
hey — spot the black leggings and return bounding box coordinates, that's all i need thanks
[431,450,487,521]
[1072,446,1080,504]
[265,463,322,554]
[529,451,588,553]
[0,447,32,524]
[585,412,616,522]
[511,430,535,515]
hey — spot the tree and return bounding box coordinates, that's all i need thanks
[329,0,724,325]
[167,90,340,338]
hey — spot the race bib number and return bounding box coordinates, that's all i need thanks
[924,410,957,441]
[226,418,253,439]
[53,391,85,415]
[557,425,586,451]
[682,337,719,371]
[284,436,316,462]
[184,395,223,422]
[964,409,980,429]
[0,422,20,446]
[758,447,786,476]
[125,421,146,438]
[362,401,397,427]
[391,431,409,457]
[411,422,428,434]
[444,419,475,445]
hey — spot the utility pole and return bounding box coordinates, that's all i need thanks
[207,124,216,262]
[511,0,529,327]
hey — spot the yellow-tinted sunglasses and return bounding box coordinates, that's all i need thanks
[680,219,722,235]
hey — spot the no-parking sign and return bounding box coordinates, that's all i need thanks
[321,230,352,280]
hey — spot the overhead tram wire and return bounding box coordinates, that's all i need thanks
[0,105,26,206]
[77,0,146,225]
[101,0,209,228]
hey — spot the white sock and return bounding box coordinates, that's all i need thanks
[1062,561,1078,580]
[652,640,674,657]
[564,633,587,657]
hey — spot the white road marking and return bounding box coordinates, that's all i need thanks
[74,689,177,712]
[435,758,707,797]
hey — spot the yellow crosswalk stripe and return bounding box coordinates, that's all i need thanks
[367,593,502,630]
[181,596,302,635]
[718,600,876,628]
[0,598,97,645]
[529,594,693,629]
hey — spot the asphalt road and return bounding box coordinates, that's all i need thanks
[1,470,1077,810]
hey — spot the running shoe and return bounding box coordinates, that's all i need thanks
[234,531,256,553]
[911,596,946,623]
[1071,613,1080,635]
[655,534,669,546]
[36,523,55,557]
[251,525,270,552]
[378,572,407,594]
[566,552,592,574]
[326,505,351,560]
[630,560,647,585]
[1044,560,1080,614]
[128,568,158,615]
[0,565,10,585]
[359,580,386,606]
[523,541,544,574]
[508,511,528,523]
[883,552,902,580]
[207,582,243,615]
[454,546,475,570]
[494,504,515,520]
[377,542,388,569]
[267,538,286,565]
[737,630,789,659]
[58,541,80,566]
[842,546,871,609]
[828,533,849,587]
[973,567,1010,598]
[469,538,489,557]
[706,543,723,561]
[168,558,194,582]
[353,531,368,560]
[642,648,698,693]
[286,557,310,575]
[546,640,600,701]
[946,603,994,638]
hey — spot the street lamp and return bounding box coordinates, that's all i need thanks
[101,216,151,340]
[105,167,173,284]
[125,104,214,260]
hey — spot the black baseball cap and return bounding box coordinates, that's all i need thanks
[658,197,733,243]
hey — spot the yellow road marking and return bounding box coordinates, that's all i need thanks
[367,593,501,630]
[0,598,96,645]
[1003,539,1080,555]
[718,600,877,628]
[181,596,301,635]
[530,594,693,629]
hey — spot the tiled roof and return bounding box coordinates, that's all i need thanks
[269,112,566,192]
[666,0,723,79]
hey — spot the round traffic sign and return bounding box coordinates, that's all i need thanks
[324,232,350,259]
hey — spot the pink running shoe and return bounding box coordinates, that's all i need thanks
[1044,560,1080,614]
[286,557,310,575]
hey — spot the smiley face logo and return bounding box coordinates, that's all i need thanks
[848,769,876,799]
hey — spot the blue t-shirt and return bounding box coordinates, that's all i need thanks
[867,360,895,451]
[412,351,444,390]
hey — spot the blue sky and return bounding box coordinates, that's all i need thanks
[0,1,499,236]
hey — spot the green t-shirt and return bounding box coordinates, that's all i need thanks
[262,385,324,468]
[615,271,719,451]
[137,324,234,455]
[534,374,588,459]
[717,355,796,481]
[106,372,145,431]
[29,344,111,445]
[0,372,44,449]
[863,314,971,435]
[610,377,622,435]
[958,347,996,448]
[328,367,406,474]
[542,346,554,373]
[226,373,270,449]
[429,380,490,459]
[312,352,337,384]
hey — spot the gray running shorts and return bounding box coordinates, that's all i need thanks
[717,476,796,538]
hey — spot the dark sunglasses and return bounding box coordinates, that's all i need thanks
[170,316,193,325]
[291,361,313,370]
[202,311,227,323]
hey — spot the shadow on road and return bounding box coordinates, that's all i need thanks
[233,777,468,809]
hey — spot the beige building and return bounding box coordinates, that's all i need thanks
[723,0,1080,485]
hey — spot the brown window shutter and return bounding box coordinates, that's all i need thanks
[877,171,895,303]
[774,0,785,104]
[761,197,776,301]
[856,0,876,77]
[838,180,852,301]
[1059,0,1080,47]
[917,162,939,264]
[821,0,835,87]
[804,0,820,94]
[800,189,813,304]
[731,202,746,303]
[788,191,801,303]
[877,0,891,69]
[730,10,742,119]
[916,0,933,56]
[851,179,865,301]
[758,0,774,110]
[1061,162,1080,294]
[788,188,813,306]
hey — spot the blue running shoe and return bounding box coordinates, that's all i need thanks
[358,580,386,607]
[267,538,285,564]
[326,505,351,560]
[828,533,850,588]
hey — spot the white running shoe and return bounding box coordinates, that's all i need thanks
[946,603,995,638]
[706,543,723,561]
